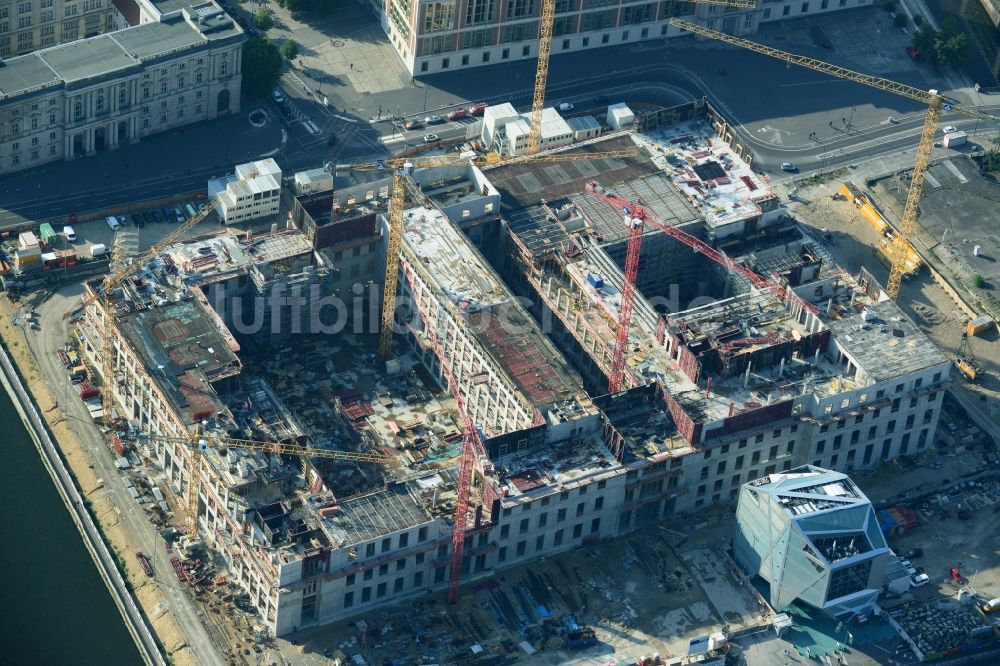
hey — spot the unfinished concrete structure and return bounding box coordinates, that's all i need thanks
[82,110,953,637]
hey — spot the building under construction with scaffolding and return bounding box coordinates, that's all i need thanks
[80,103,952,637]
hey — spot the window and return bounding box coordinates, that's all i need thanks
[482,52,490,62]
[755,433,764,444]
[497,546,507,563]
[535,534,544,550]
[557,508,566,522]
[96,96,104,113]
[582,36,589,46]
[178,76,185,88]
[594,497,603,511]
[751,451,760,465]
[762,7,771,18]
[17,2,31,14]
[393,577,404,593]
[49,145,57,155]
[562,38,569,49]
[522,44,530,56]
[346,574,356,586]
[572,524,582,539]
[461,54,469,65]
[500,524,509,538]
[801,2,809,11]
[465,0,495,25]
[399,532,409,548]
[413,571,423,587]
[220,61,227,77]
[18,16,30,28]
[376,582,386,598]
[575,502,585,516]
[590,518,600,533]
[782,5,790,14]
[516,541,526,556]
[420,61,429,72]
[343,591,354,608]
[601,33,609,43]
[361,587,371,602]
[622,30,628,40]
[735,455,744,469]
[519,518,529,534]
[378,564,388,576]
[381,538,391,552]
[506,0,534,19]
[501,47,509,59]
[441,57,449,69]
[554,529,563,546]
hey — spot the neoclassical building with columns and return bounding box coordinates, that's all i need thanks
[0,1,243,175]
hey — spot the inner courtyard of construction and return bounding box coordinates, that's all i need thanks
[71,99,953,643]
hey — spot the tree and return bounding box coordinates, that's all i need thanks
[254,7,274,31]
[241,38,282,99]
[913,24,938,56]
[935,32,969,67]
[940,16,960,37]
[280,39,299,61]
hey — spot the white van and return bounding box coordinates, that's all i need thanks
[63,225,77,242]
[90,243,108,257]
[106,216,121,231]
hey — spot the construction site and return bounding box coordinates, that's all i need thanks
[16,10,1000,665]
[40,86,959,664]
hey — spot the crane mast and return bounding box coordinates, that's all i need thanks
[609,216,643,393]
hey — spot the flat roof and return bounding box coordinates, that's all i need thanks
[41,36,137,83]
[321,482,432,546]
[0,55,59,98]
[484,137,659,210]
[569,172,701,244]
[0,5,240,99]
[118,297,241,426]
[826,299,949,382]
[496,434,623,501]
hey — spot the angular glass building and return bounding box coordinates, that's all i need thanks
[734,466,889,619]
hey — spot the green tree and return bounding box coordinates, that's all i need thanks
[940,16,960,36]
[935,33,969,67]
[254,7,274,31]
[913,24,938,56]
[280,39,299,61]
[241,38,282,99]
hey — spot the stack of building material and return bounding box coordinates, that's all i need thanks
[15,231,41,272]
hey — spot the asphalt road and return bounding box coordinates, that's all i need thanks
[27,286,227,666]
[2,29,996,231]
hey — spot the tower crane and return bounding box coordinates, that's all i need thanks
[66,203,217,424]
[397,253,491,604]
[134,431,386,519]
[586,181,819,390]
[669,18,1000,299]
[525,0,755,154]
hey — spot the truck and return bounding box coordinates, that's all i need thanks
[943,131,967,149]
[38,222,57,248]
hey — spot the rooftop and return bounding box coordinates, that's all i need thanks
[320,482,434,547]
[495,434,624,502]
[569,172,701,244]
[826,298,950,383]
[635,121,777,232]
[0,4,241,99]
[117,297,241,427]
[403,205,589,417]
[483,136,657,210]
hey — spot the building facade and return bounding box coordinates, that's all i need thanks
[0,2,243,175]
[0,0,111,58]
[382,0,871,75]
[734,466,890,619]
[209,158,283,225]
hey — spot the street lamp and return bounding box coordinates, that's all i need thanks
[423,85,429,113]
[848,105,856,130]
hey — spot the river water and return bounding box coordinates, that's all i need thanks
[0,390,142,665]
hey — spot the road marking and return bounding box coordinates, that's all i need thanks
[333,114,359,123]
[923,171,941,188]
[303,120,320,135]
[943,160,968,184]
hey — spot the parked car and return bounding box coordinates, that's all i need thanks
[404,120,422,130]
[63,225,77,242]
[150,209,162,223]
[781,162,798,172]
[943,125,957,134]
[910,573,930,587]
[904,548,923,559]
[131,213,145,228]
[161,207,174,223]
[423,134,440,144]
[557,102,574,112]
[174,207,185,223]
[106,216,121,231]
[272,87,285,104]
[447,109,466,121]
[467,102,487,116]
[424,115,443,125]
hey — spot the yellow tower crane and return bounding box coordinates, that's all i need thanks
[525,0,756,154]
[364,147,638,359]
[670,18,1000,299]
[66,203,218,424]
[136,432,386,517]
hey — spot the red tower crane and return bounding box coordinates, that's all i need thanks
[398,258,489,604]
[608,215,644,393]
[585,181,819,316]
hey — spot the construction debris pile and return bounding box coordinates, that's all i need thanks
[893,602,988,658]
